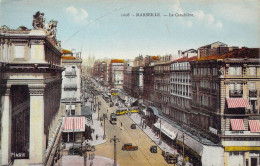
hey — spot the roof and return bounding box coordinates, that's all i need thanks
[111,59,124,63]
[173,56,197,62]
[62,49,72,54]
[199,41,227,48]
[195,48,260,61]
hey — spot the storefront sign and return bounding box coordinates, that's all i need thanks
[225,146,260,151]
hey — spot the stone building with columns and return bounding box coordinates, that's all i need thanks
[0,12,63,166]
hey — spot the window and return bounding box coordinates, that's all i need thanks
[250,82,256,91]
[236,67,242,75]
[229,67,235,75]
[213,68,217,75]
[235,84,242,93]
[249,67,256,76]
[230,84,235,92]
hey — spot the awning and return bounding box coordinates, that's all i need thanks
[230,119,245,131]
[154,119,176,140]
[63,117,85,132]
[148,106,161,116]
[249,120,260,132]
[142,108,147,115]
[226,98,249,108]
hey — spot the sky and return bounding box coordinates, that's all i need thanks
[1,0,260,60]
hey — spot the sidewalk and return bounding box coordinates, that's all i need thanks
[129,113,192,166]
[85,101,106,146]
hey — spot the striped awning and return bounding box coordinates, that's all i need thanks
[249,120,260,132]
[63,117,85,132]
[230,119,245,131]
[226,98,249,108]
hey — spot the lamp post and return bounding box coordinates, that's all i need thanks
[159,118,162,145]
[110,136,120,166]
[180,132,187,166]
[103,113,108,139]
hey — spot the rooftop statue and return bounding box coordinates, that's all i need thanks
[46,20,58,39]
[32,11,45,29]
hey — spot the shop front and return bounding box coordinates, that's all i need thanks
[153,116,224,166]
[62,116,86,143]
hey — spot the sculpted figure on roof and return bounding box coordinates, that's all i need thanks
[46,20,58,39]
[32,11,45,29]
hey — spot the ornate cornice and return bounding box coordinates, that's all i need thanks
[30,39,45,45]
[28,84,45,96]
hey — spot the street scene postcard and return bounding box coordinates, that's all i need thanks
[0,0,260,166]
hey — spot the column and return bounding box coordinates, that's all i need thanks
[1,85,11,165]
[28,84,45,165]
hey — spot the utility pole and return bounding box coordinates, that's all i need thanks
[110,135,120,166]
[180,132,187,166]
[72,118,75,155]
[103,113,107,139]
[159,118,162,145]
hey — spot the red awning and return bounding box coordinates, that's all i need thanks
[230,119,245,131]
[226,98,249,108]
[249,120,260,132]
[63,117,85,132]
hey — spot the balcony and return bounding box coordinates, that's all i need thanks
[65,71,77,77]
[229,90,243,97]
[249,90,257,97]
[64,84,77,91]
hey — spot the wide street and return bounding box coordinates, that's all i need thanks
[93,93,171,166]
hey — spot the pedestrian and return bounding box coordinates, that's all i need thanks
[107,109,108,113]
[121,122,122,127]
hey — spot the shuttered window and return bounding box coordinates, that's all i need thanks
[229,67,235,75]
[235,84,242,92]
[250,82,256,91]
[236,67,242,75]
[230,84,235,92]
[249,67,256,76]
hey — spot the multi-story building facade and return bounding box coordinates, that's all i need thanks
[190,47,260,166]
[109,59,124,89]
[170,56,196,125]
[0,12,63,165]
[154,62,171,113]
[60,49,82,116]
[123,66,144,99]
[99,61,107,83]
[198,41,229,58]
[123,66,133,95]
[143,65,154,106]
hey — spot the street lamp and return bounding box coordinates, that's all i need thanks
[110,136,120,166]
[180,132,187,166]
[103,113,108,139]
[159,118,162,145]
